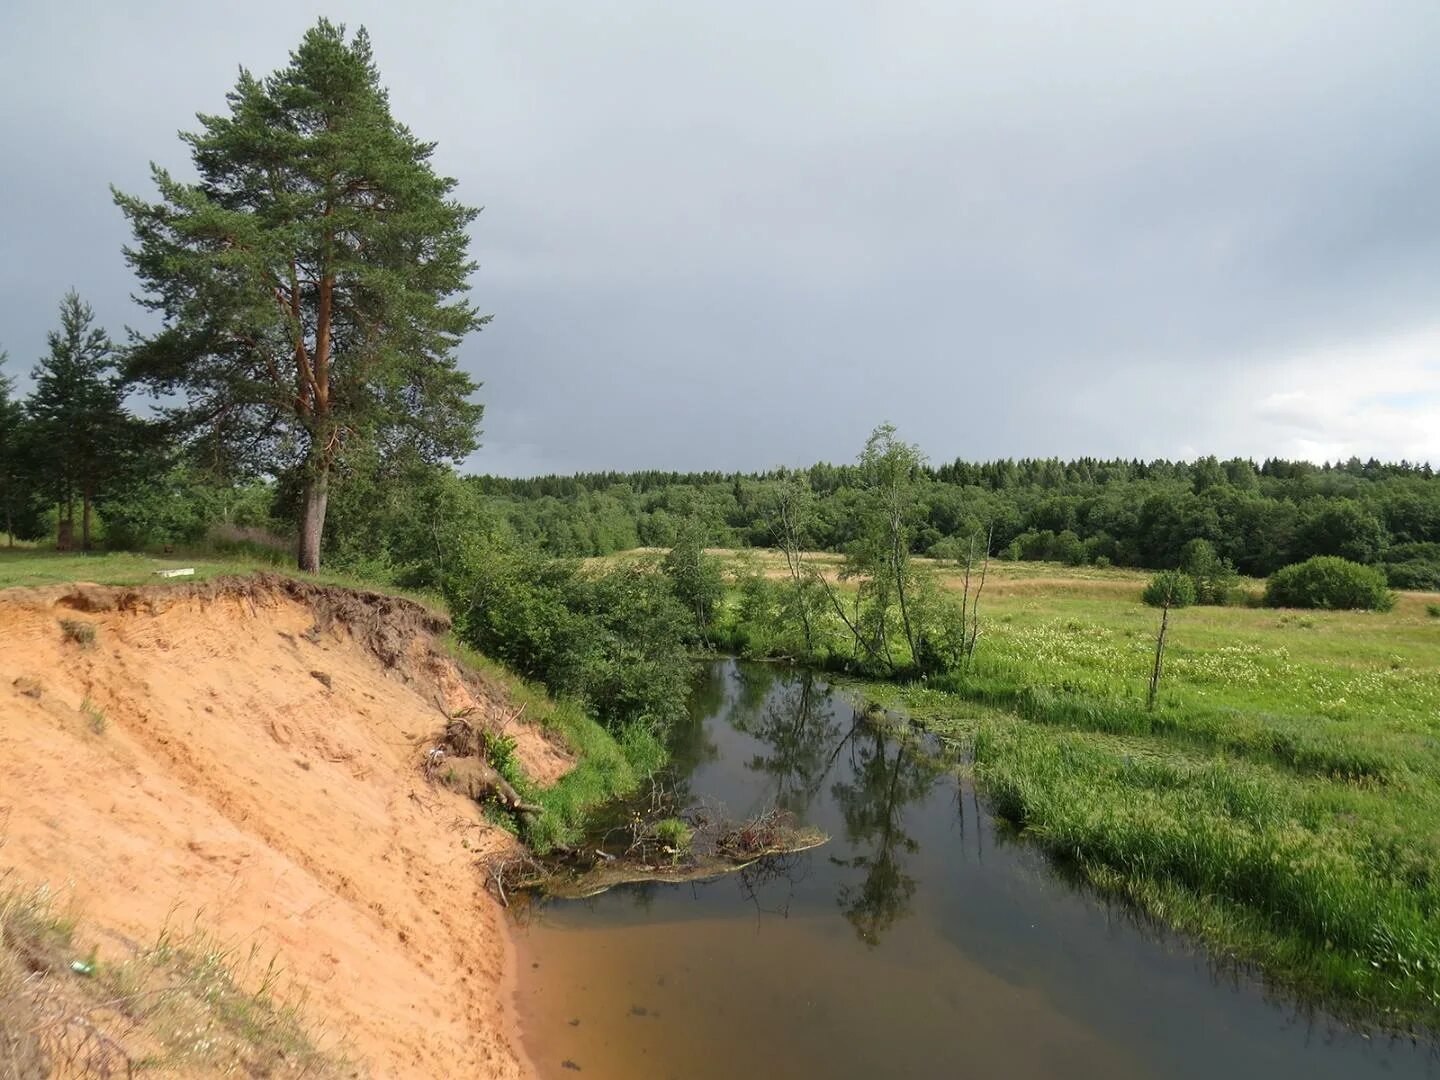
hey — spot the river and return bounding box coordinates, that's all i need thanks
[513,660,1438,1079]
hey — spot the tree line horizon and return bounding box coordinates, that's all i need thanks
[0,18,1436,592]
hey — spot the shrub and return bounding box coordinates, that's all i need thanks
[1426,604,1440,619]
[1383,559,1440,591]
[1179,538,1236,605]
[444,536,694,735]
[1264,556,1394,611]
[1142,570,1196,609]
[59,618,96,647]
[486,731,520,786]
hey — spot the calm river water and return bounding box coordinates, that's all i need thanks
[513,660,1438,1079]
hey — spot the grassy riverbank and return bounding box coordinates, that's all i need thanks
[705,550,1440,1033]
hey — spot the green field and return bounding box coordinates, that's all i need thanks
[704,550,1440,1032]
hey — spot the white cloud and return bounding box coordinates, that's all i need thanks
[1238,327,1440,463]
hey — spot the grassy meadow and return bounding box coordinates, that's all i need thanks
[701,549,1440,1032]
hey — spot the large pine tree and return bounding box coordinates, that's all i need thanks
[115,20,486,571]
[26,292,138,550]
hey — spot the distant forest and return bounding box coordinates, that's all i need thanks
[475,456,1440,587]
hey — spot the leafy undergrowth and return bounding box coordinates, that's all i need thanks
[1,874,349,1077]
[440,636,666,853]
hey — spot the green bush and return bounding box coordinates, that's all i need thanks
[444,536,694,734]
[1383,559,1440,591]
[1426,604,1440,619]
[654,817,694,853]
[1142,570,1196,608]
[1264,556,1394,612]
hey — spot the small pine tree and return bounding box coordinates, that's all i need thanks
[26,293,143,550]
[1179,538,1236,605]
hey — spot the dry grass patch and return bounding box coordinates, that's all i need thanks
[0,874,350,1078]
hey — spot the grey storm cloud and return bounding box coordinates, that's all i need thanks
[2,0,1438,474]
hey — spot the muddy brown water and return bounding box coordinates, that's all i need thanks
[514,661,1439,1079]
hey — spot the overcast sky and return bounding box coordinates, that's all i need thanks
[2,1,1438,474]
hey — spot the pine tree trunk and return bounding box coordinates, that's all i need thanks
[82,483,93,552]
[57,500,74,551]
[298,468,329,573]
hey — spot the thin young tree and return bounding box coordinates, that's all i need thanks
[26,293,138,550]
[857,423,927,668]
[114,20,486,571]
[771,470,819,653]
[1145,571,1193,710]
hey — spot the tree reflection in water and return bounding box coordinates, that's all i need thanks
[727,668,849,814]
[829,729,940,945]
[723,665,941,946]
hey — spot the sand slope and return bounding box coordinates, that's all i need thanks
[0,575,565,1077]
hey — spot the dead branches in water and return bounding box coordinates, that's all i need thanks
[715,808,808,860]
[526,797,828,901]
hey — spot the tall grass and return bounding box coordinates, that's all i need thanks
[966,719,1440,1027]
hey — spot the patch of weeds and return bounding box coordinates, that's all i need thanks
[121,920,342,1075]
[81,698,106,735]
[484,804,520,836]
[487,731,521,787]
[1426,604,1440,619]
[654,817,694,859]
[1,879,79,1076]
[58,619,95,648]
[0,878,76,975]
[2,876,347,1077]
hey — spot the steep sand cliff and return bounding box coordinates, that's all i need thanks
[0,575,568,1077]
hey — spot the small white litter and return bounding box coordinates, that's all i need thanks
[154,568,196,578]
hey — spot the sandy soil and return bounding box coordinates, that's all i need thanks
[0,575,570,1077]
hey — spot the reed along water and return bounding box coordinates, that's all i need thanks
[513,660,1438,1079]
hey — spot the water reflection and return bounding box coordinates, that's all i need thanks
[514,662,1440,1080]
[714,665,941,944]
[726,667,850,813]
[830,735,938,945]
